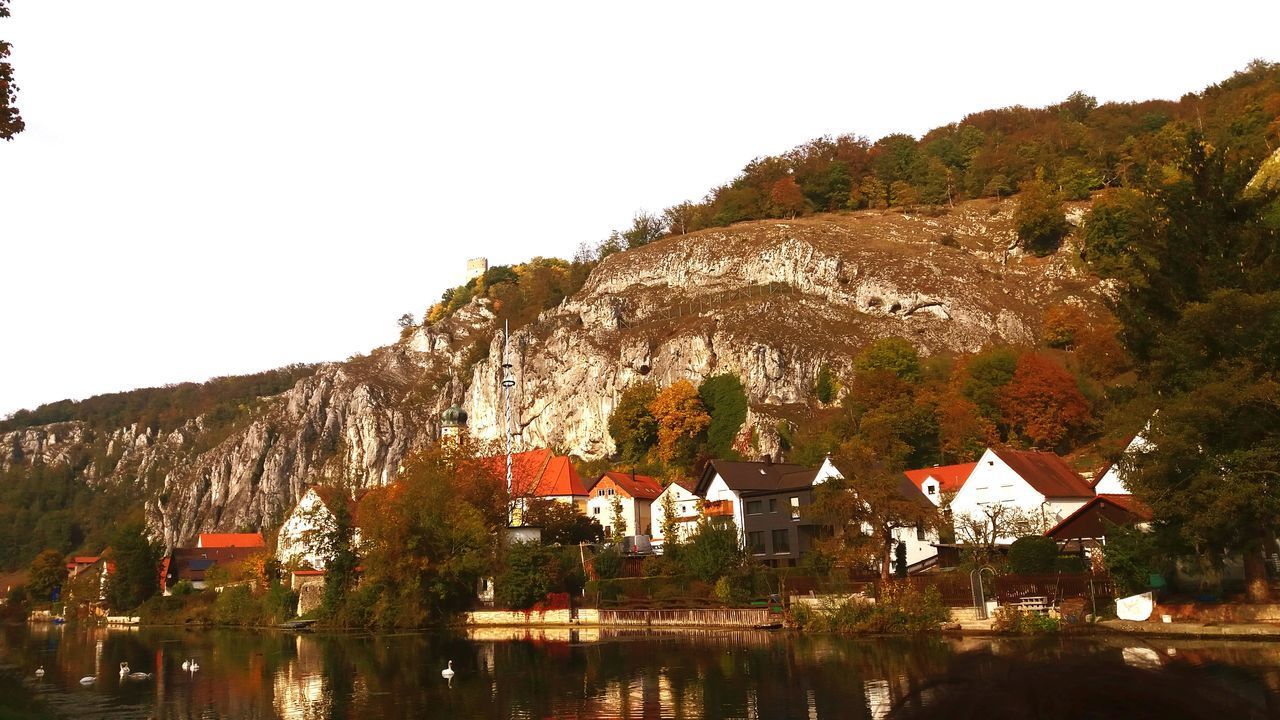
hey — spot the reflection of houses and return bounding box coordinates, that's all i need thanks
[695,456,842,567]
[903,462,975,505]
[649,479,701,551]
[949,448,1096,544]
[276,486,366,570]
[162,532,267,593]
[587,471,663,538]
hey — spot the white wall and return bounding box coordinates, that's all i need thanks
[586,493,649,537]
[649,483,701,541]
[276,489,333,570]
[1094,432,1151,495]
[703,474,745,545]
[951,449,1088,544]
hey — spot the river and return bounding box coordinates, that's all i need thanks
[3,624,1279,719]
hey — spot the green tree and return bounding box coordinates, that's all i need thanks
[496,541,576,609]
[1007,536,1059,573]
[608,494,627,539]
[853,337,921,382]
[1014,178,1071,255]
[524,498,603,545]
[319,497,358,617]
[609,383,658,463]
[26,549,68,603]
[698,373,748,459]
[813,364,836,404]
[104,522,160,611]
[680,518,742,582]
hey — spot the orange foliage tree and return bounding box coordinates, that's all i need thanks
[769,176,805,218]
[648,380,711,467]
[998,353,1092,451]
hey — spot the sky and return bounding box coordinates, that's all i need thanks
[1,1,1278,417]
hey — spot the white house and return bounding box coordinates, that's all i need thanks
[649,479,702,549]
[949,448,1096,544]
[586,471,664,538]
[1092,430,1152,495]
[902,462,976,505]
[276,486,363,570]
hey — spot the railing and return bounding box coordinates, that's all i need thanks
[597,608,774,627]
[992,573,1115,606]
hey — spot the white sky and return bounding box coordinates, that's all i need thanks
[1,1,1278,417]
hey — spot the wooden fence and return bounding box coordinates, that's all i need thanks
[597,608,775,627]
[992,573,1115,606]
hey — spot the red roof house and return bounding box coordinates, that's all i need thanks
[486,449,589,505]
[903,462,976,504]
[196,533,266,549]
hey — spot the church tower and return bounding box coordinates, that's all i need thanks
[441,404,468,443]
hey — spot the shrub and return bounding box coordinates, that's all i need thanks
[1102,523,1163,595]
[170,580,196,597]
[1014,179,1071,255]
[497,542,568,610]
[681,521,743,582]
[592,546,623,580]
[792,583,948,633]
[1007,536,1060,574]
[992,606,1060,634]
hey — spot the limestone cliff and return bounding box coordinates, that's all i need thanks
[1,198,1109,548]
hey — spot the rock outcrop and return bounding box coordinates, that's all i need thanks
[1,199,1108,548]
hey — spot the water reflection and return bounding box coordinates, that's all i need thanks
[4,624,1280,719]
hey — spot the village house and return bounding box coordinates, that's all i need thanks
[695,456,843,567]
[1045,493,1154,557]
[1091,429,1152,495]
[649,479,701,552]
[276,486,365,570]
[493,448,590,517]
[902,462,976,505]
[587,470,663,539]
[949,448,1096,545]
[162,532,267,593]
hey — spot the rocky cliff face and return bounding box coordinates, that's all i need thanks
[1,198,1108,548]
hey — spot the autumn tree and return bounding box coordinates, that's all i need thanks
[999,353,1092,451]
[1014,178,1071,255]
[769,176,805,218]
[0,0,23,142]
[525,498,603,545]
[622,211,666,249]
[609,383,658,463]
[808,451,938,580]
[26,549,67,603]
[663,201,698,236]
[648,380,711,468]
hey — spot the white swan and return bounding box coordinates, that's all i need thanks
[181,660,189,671]
[35,666,44,678]
[127,671,152,680]
[188,660,200,672]
[119,662,130,678]
[441,660,454,679]
[79,676,95,685]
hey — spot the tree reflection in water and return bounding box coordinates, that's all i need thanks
[3,624,1280,719]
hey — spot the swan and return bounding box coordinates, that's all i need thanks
[35,666,44,678]
[181,660,189,670]
[188,660,200,672]
[79,676,95,685]
[119,662,129,678]
[127,671,152,680]
[441,660,454,679]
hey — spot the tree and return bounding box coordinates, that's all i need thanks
[1014,178,1071,255]
[396,313,415,328]
[769,176,805,218]
[27,549,67,603]
[648,380,710,467]
[1007,536,1059,573]
[960,347,1020,426]
[808,455,938,580]
[524,498,603,545]
[319,497,358,617]
[953,504,1051,564]
[609,383,658,463]
[698,373,747,459]
[659,489,682,551]
[813,364,836,404]
[496,541,579,609]
[999,353,1092,451]
[853,337,922,382]
[608,494,627,539]
[0,2,24,142]
[663,202,698,236]
[680,517,742,582]
[104,522,160,611]
[622,211,666,249]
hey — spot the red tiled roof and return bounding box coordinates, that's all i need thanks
[669,478,698,494]
[596,471,663,500]
[903,463,976,494]
[1097,493,1153,519]
[197,533,266,549]
[290,569,326,576]
[488,449,589,498]
[992,449,1095,498]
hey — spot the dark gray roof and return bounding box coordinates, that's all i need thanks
[696,459,818,495]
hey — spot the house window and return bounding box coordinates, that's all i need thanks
[748,531,766,555]
[772,529,791,554]
[790,497,801,520]
[768,498,778,513]
[746,500,763,515]
[927,485,936,495]
[593,506,600,515]
[916,523,926,541]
